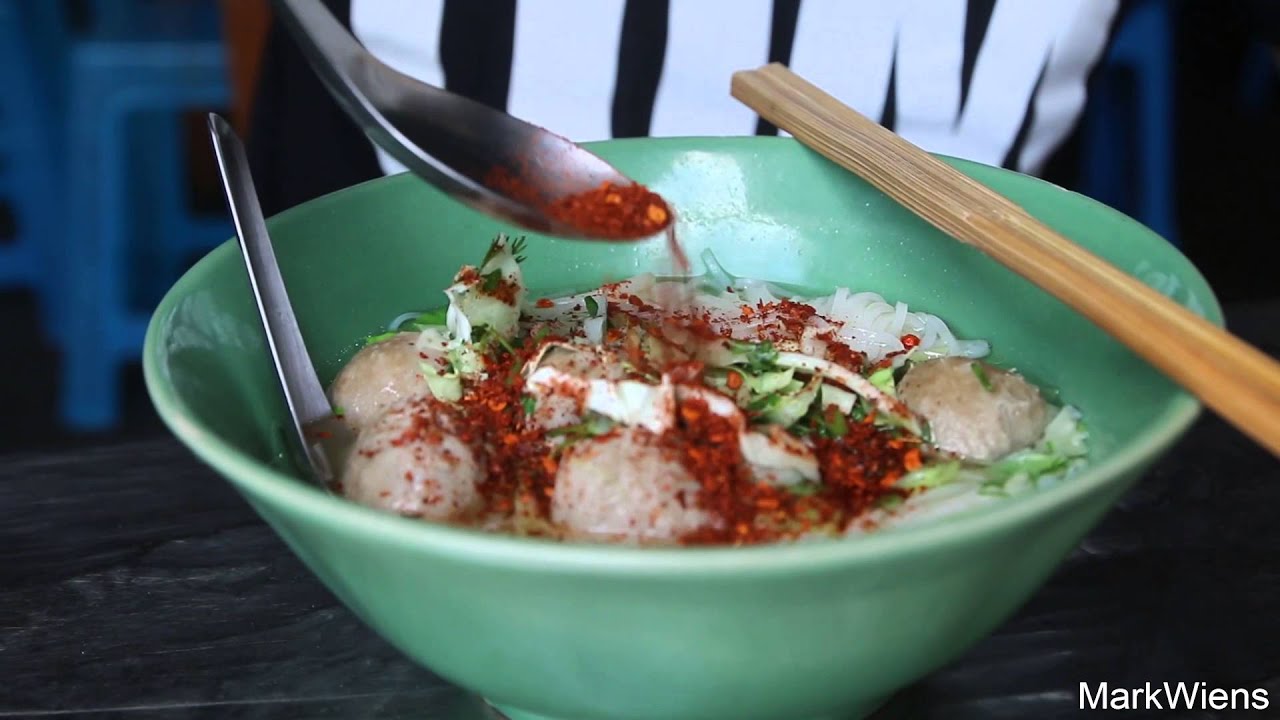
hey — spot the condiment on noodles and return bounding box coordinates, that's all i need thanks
[325,237,1090,546]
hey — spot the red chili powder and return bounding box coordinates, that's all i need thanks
[483,165,672,239]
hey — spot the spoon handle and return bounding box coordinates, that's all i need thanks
[732,63,1280,457]
[207,114,335,477]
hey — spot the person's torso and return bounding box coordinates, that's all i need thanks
[351,0,1121,177]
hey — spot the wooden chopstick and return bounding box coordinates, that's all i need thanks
[731,62,1280,457]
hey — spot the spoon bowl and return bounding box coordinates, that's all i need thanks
[272,0,670,242]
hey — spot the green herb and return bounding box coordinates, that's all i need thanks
[532,325,552,344]
[521,395,537,415]
[987,452,1068,483]
[747,392,781,413]
[970,362,994,392]
[729,340,780,374]
[363,330,399,345]
[849,400,870,422]
[481,238,500,265]
[548,414,615,439]
[492,332,518,356]
[331,405,345,418]
[469,322,517,357]
[827,411,849,438]
[585,295,600,318]
[788,482,822,497]
[482,234,528,266]
[504,359,525,386]
[793,402,852,439]
[481,268,503,293]
[874,494,905,510]
[404,307,448,328]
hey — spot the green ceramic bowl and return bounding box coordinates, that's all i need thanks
[144,137,1219,720]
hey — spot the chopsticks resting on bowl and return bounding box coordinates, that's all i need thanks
[731,62,1280,457]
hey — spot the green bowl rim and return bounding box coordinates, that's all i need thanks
[143,136,1218,576]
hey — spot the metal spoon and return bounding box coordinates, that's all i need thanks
[207,113,350,486]
[270,0,669,242]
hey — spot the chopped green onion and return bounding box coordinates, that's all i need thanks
[789,482,822,497]
[521,395,537,415]
[364,330,399,345]
[585,295,600,318]
[331,405,345,418]
[970,362,994,392]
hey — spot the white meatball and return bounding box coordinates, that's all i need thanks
[551,428,716,543]
[898,357,1050,462]
[340,397,482,521]
[330,333,425,430]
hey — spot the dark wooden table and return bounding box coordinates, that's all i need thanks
[4,302,1278,719]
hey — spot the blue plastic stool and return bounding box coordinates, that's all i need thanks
[1081,0,1178,246]
[0,1,58,294]
[42,2,232,429]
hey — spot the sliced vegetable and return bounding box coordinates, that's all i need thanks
[419,362,463,403]
[987,452,1069,484]
[729,340,781,374]
[898,461,961,489]
[763,379,820,428]
[446,234,527,342]
[774,352,922,437]
[818,384,856,414]
[970,361,994,392]
[867,366,896,396]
